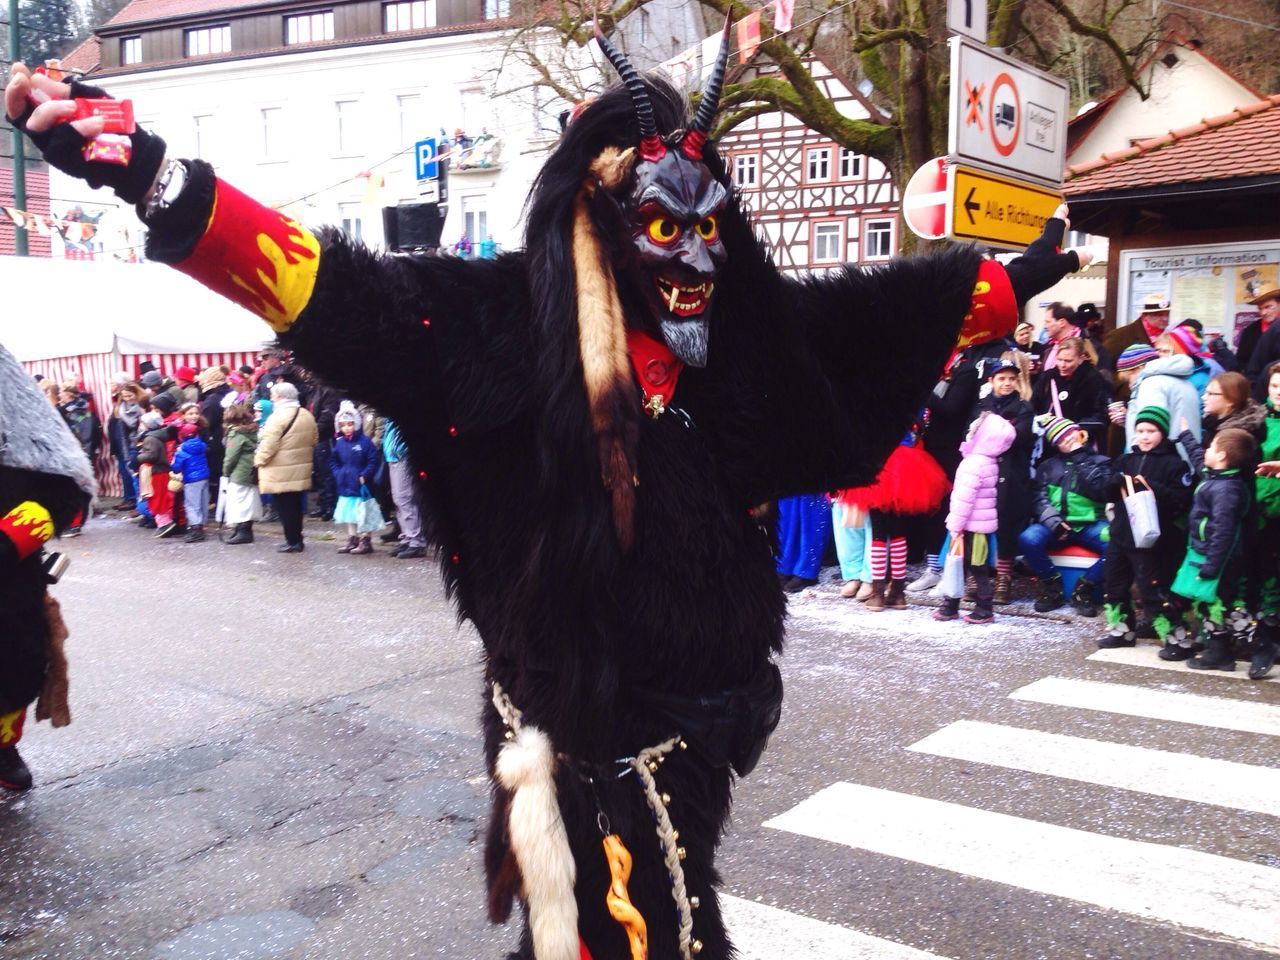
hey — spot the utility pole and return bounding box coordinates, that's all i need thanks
[7,0,27,256]
[7,0,26,255]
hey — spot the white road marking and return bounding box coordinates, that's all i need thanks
[765,783,1280,951]
[1009,676,1280,737]
[1088,645,1251,679]
[908,720,1280,815]
[720,894,949,959]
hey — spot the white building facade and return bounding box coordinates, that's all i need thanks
[54,17,590,257]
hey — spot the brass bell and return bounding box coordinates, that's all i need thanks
[690,896,701,909]
[504,730,514,741]
[679,740,688,750]
[647,761,659,774]
[661,792,671,805]
[677,846,687,860]
[691,939,703,954]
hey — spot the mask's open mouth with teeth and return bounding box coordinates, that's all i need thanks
[655,276,714,316]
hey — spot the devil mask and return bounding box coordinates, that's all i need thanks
[596,22,731,368]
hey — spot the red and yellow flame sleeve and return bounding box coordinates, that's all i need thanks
[0,708,25,748]
[0,501,54,561]
[957,259,1017,351]
[171,178,321,333]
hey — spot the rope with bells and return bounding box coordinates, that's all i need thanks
[491,681,702,957]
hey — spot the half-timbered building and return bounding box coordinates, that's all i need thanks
[717,55,901,275]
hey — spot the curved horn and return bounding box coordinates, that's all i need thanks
[683,13,732,159]
[594,19,665,160]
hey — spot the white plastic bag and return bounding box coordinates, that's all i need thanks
[1123,475,1160,549]
[936,535,966,599]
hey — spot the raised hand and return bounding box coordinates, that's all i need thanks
[4,62,167,204]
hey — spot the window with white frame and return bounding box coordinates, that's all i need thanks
[193,114,213,158]
[397,93,424,149]
[463,199,489,243]
[638,9,650,44]
[483,0,509,18]
[121,36,142,65]
[285,10,334,44]
[839,148,861,180]
[812,222,843,263]
[864,218,894,260]
[733,153,758,188]
[339,202,363,241]
[184,24,230,56]
[384,0,434,31]
[806,147,831,182]
[260,107,283,161]
[334,99,359,154]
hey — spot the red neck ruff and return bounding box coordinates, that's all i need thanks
[626,329,684,416]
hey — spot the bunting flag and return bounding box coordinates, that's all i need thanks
[3,207,27,229]
[660,48,698,90]
[774,0,794,32]
[737,10,762,63]
[700,33,722,81]
[361,171,385,205]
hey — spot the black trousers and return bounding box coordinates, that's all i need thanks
[1103,541,1165,619]
[274,491,305,546]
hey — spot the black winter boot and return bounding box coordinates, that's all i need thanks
[183,524,206,543]
[1188,630,1236,671]
[933,597,960,621]
[226,522,254,545]
[1033,575,1065,613]
[1070,579,1099,618]
[0,746,32,791]
[1248,618,1279,680]
[1098,602,1136,648]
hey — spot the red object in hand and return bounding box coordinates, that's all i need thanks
[73,98,136,134]
[82,133,132,166]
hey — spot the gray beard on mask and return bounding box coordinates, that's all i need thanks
[660,317,710,368]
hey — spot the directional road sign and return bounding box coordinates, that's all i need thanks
[947,0,987,43]
[947,164,1063,250]
[415,137,438,181]
[947,36,1069,188]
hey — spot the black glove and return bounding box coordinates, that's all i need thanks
[6,79,167,204]
[1003,216,1081,309]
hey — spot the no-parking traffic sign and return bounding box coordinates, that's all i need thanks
[947,37,1068,188]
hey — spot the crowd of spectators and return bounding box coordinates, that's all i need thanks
[38,349,429,559]
[777,289,1280,678]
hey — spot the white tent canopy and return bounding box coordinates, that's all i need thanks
[0,255,274,361]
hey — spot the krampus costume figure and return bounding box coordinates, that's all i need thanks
[0,342,93,791]
[7,31,1080,956]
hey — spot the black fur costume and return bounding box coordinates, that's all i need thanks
[0,342,94,767]
[10,65,1076,956]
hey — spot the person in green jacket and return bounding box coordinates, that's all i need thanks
[1251,363,1280,677]
[221,403,261,545]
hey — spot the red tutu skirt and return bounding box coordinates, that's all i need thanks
[838,444,951,515]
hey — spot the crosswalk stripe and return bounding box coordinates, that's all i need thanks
[907,720,1280,815]
[1009,676,1280,737]
[719,894,949,959]
[765,783,1280,951]
[1088,645,1250,679]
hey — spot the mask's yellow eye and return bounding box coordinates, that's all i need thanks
[695,216,718,241]
[647,218,680,244]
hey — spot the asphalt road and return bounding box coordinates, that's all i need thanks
[3,513,1280,959]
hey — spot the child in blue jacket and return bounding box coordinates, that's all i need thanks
[330,401,381,554]
[171,414,211,543]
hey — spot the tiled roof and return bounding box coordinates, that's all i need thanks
[59,36,101,74]
[1064,95,1280,195]
[106,0,270,28]
[0,167,53,257]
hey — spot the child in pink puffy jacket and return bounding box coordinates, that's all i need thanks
[935,411,1017,624]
